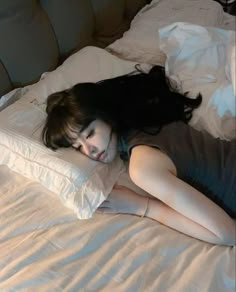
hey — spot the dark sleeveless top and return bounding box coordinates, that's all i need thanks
[119,122,236,218]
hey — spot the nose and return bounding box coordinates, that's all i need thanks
[82,142,98,158]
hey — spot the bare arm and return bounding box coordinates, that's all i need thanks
[98,185,235,245]
[129,145,236,246]
[145,197,235,245]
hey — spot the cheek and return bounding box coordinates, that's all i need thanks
[90,134,105,148]
[97,137,108,149]
[98,130,114,149]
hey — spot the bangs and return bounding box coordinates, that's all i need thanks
[57,120,81,146]
[42,91,96,150]
[43,121,75,150]
[42,110,93,150]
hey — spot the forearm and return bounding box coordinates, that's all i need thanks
[130,145,236,245]
[145,198,235,246]
[143,171,235,244]
[98,182,235,245]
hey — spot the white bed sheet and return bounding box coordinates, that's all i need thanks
[0,164,235,291]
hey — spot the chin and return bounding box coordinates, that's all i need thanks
[103,152,117,164]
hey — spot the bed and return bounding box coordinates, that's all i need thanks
[0,0,235,291]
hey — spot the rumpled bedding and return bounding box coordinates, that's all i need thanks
[0,165,235,291]
[159,22,236,140]
[107,0,235,65]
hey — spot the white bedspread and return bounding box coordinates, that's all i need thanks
[0,165,235,291]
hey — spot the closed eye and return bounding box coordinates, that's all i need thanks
[86,129,95,139]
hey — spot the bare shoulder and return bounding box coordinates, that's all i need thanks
[129,145,177,177]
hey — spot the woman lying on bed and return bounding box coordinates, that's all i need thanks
[42,66,236,246]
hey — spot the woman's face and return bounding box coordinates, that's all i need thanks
[70,119,118,163]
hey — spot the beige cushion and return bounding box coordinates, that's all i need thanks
[0,0,58,87]
[0,0,147,96]
[41,0,95,56]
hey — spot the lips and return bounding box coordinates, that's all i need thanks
[96,150,105,161]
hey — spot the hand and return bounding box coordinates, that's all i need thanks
[97,185,149,217]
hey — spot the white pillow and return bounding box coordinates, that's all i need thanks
[0,46,151,219]
[159,23,236,140]
[107,0,225,65]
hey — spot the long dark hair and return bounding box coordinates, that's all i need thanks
[42,65,202,150]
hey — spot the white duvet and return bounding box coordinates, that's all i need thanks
[159,23,236,140]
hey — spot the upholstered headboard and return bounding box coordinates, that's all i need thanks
[0,0,148,96]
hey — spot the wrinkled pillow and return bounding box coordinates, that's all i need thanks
[107,0,225,65]
[0,46,150,219]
